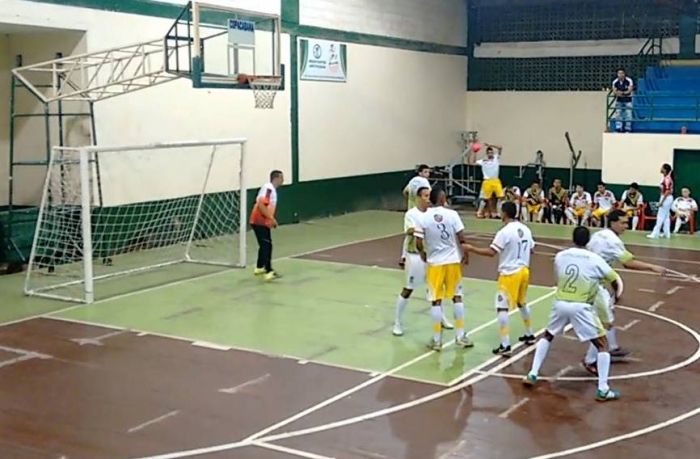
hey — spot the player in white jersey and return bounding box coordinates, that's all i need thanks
[523,226,624,402]
[582,209,668,373]
[565,184,592,226]
[400,165,432,268]
[672,187,698,233]
[462,201,536,356]
[591,182,616,227]
[470,144,504,219]
[415,187,473,350]
[392,186,453,336]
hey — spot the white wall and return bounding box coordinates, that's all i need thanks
[300,42,467,181]
[300,0,467,47]
[465,91,607,169]
[602,133,700,185]
[1,0,291,207]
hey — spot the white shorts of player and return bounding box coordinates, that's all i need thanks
[405,253,426,290]
[546,300,605,342]
[594,285,615,324]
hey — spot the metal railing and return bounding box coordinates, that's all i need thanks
[606,92,700,124]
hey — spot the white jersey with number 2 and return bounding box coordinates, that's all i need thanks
[415,206,464,266]
[554,248,619,304]
[490,221,535,275]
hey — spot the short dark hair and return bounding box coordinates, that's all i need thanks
[429,186,445,205]
[417,164,430,173]
[532,180,540,185]
[575,183,584,188]
[618,68,626,73]
[486,146,494,153]
[270,170,283,181]
[607,209,627,223]
[629,182,639,190]
[597,181,606,187]
[416,186,430,198]
[502,201,517,219]
[573,226,590,247]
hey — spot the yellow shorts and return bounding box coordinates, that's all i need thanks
[592,208,611,219]
[497,267,530,310]
[526,203,542,215]
[426,263,462,302]
[481,178,505,199]
[624,207,638,217]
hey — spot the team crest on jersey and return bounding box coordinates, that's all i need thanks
[517,228,524,238]
[433,214,443,223]
[497,294,504,302]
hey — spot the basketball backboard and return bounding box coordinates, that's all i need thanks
[165,1,283,90]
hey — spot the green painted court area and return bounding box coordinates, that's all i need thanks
[3,210,700,386]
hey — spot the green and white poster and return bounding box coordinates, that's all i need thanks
[300,38,347,82]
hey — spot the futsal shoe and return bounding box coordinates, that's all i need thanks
[253,268,266,276]
[581,359,598,376]
[455,335,474,348]
[518,334,537,345]
[522,374,538,387]
[392,323,404,337]
[492,344,512,356]
[427,338,443,351]
[264,271,282,281]
[609,348,631,360]
[595,389,621,402]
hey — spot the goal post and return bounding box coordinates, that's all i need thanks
[25,139,248,304]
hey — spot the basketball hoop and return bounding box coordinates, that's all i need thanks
[248,76,283,109]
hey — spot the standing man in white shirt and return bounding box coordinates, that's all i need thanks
[400,165,432,268]
[470,144,505,219]
[462,201,536,356]
[415,187,473,350]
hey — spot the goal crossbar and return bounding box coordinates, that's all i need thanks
[24,138,248,304]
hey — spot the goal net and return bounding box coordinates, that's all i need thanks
[24,139,247,303]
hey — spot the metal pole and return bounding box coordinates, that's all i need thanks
[88,101,104,208]
[8,56,20,240]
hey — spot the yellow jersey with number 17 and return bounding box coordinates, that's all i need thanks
[414,206,464,266]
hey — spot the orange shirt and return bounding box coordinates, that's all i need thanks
[250,182,277,227]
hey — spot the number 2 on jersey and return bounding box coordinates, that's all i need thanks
[563,264,579,293]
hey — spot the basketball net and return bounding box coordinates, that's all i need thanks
[249,76,283,109]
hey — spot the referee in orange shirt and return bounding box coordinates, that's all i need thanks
[251,170,284,281]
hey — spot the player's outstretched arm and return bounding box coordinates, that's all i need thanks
[623,259,668,275]
[461,243,497,258]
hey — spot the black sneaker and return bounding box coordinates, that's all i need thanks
[492,344,512,357]
[610,348,631,360]
[518,334,537,346]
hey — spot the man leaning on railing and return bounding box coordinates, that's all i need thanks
[612,68,634,133]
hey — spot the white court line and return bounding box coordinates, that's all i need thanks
[638,288,656,293]
[191,341,231,351]
[2,231,405,331]
[219,374,270,394]
[526,406,700,459]
[128,410,180,434]
[498,397,530,419]
[473,305,700,383]
[617,319,640,331]
[649,301,664,312]
[128,290,556,459]
[666,286,683,295]
[553,365,577,379]
[71,330,128,346]
[253,442,335,459]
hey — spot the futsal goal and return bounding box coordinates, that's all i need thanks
[24,139,247,303]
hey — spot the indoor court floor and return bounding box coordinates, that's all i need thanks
[1,210,700,459]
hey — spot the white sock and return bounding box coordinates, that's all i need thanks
[529,339,551,377]
[537,209,544,222]
[430,306,443,343]
[674,218,683,233]
[632,215,639,231]
[606,328,619,350]
[585,343,598,364]
[395,295,408,325]
[453,302,465,339]
[477,201,486,213]
[497,310,510,347]
[519,305,533,335]
[597,351,611,392]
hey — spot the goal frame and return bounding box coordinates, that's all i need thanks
[24,138,248,304]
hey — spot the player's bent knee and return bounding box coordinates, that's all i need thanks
[543,330,555,341]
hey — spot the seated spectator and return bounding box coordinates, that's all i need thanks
[565,184,592,226]
[620,182,644,231]
[592,182,616,227]
[612,68,634,133]
[545,178,568,224]
[523,180,545,223]
[504,185,522,220]
[672,187,698,234]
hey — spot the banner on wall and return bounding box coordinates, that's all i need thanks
[300,38,347,82]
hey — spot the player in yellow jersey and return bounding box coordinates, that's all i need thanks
[462,201,536,356]
[523,226,624,402]
[392,187,453,336]
[415,187,473,350]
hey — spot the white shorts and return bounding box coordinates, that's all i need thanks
[594,286,615,324]
[405,253,426,290]
[546,300,606,342]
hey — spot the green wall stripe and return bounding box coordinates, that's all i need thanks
[22,0,467,55]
